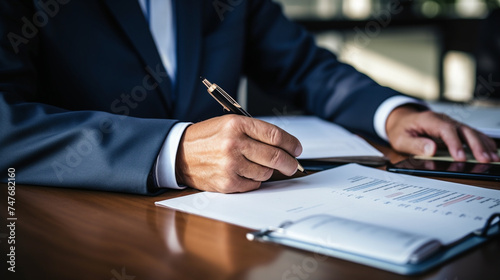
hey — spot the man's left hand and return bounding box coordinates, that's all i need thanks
[385,105,499,163]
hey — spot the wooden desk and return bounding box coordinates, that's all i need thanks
[1,145,499,280]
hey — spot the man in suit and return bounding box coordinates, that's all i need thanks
[0,0,497,194]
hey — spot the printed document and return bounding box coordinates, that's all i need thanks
[156,164,500,246]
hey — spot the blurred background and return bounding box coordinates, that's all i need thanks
[246,0,500,116]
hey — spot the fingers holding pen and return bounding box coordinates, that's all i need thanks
[235,116,302,157]
[239,138,301,177]
[175,115,303,193]
[237,117,303,175]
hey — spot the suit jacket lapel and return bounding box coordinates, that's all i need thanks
[173,0,203,118]
[103,0,174,115]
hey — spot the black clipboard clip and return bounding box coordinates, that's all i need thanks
[476,213,500,238]
[246,221,293,241]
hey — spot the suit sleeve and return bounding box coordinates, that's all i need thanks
[243,0,405,140]
[0,0,173,194]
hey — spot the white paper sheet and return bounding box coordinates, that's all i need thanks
[429,102,500,138]
[156,164,500,245]
[257,116,384,159]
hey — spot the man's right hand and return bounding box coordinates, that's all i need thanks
[175,115,303,193]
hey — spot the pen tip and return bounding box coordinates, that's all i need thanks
[297,163,307,174]
[200,76,205,80]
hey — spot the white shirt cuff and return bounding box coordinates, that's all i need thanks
[155,122,192,189]
[374,96,428,141]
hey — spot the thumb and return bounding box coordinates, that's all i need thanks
[392,135,437,157]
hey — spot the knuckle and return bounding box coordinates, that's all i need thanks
[391,137,405,150]
[221,137,239,153]
[269,149,284,167]
[437,121,454,133]
[261,168,274,181]
[266,125,283,145]
[221,156,238,172]
[217,176,238,194]
[460,124,475,135]
[254,167,273,182]
[224,114,243,130]
[429,111,447,121]
[427,111,454,126]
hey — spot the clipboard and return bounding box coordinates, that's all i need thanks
[247,213,500,275]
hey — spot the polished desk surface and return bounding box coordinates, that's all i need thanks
[1,145,500,280]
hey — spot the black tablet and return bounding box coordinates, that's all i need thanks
[387,158,500,181]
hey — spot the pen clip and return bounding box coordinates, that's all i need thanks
[207,85,232,112]
[202,78,231,111]
[215,84,242,109]
[202,78,251,117]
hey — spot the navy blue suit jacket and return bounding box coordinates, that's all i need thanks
[0,0,401,194]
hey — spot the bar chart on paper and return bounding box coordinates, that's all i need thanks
[333,175,500,224]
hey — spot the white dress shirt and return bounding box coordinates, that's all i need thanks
[139,0,425,189]
[139,0,189,189]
